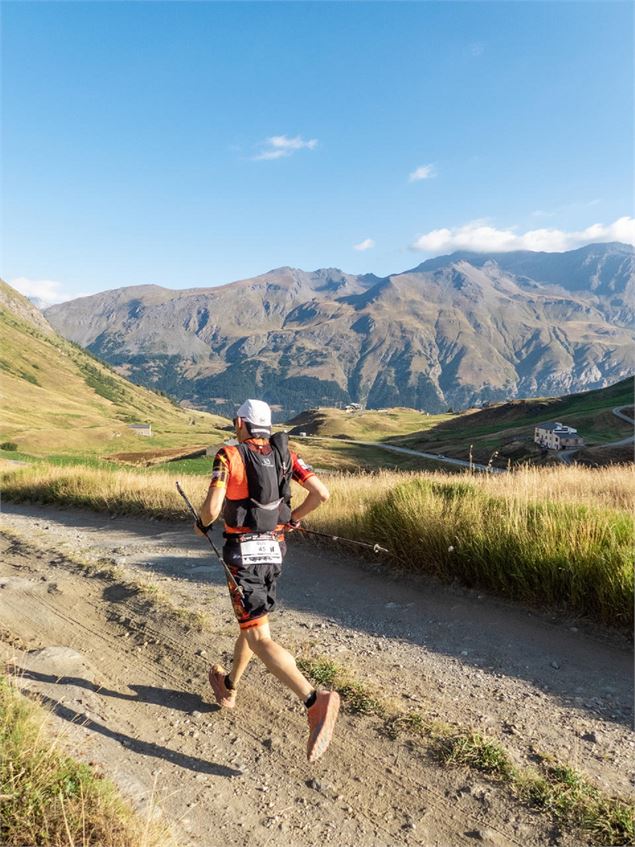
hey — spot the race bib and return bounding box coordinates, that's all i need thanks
[241,538,282,565]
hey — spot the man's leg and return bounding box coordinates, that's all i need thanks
[244,620,313,701]
[227,629,254,688]
[244,621,340,762]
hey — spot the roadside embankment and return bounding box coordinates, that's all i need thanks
[307,469,634,629]
[0,672,171,847]
[1,461,632,629]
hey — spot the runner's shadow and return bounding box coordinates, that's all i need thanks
[16,668,217,713]
[24,691,238,776]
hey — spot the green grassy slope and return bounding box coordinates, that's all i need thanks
[390,378,634,465]
[286,406,451,441]
[282,380,633,468]
[0,280,230,456]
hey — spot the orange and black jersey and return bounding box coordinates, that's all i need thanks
[209,439,315,491]
[210,438,315,536]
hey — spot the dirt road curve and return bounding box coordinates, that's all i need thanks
[1,504,632,847]
[612,406,635,427]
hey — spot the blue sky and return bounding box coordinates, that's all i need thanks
[2,1,633,303]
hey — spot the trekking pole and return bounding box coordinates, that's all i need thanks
[175,482,246,616]
[290,524,390,555]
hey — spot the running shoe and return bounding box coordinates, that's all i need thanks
[306,690,340,762]
[208,663,237,709]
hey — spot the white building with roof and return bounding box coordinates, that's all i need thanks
[534,422,585,450]
[128,423,152,437]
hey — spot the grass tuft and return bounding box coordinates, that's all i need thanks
[516,763,635,845]
[297,656,385,716]
[298,657,339,687]
[435,730,515,779]
[0,673,172,846]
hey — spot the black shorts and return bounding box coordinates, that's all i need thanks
[222,536,287,629]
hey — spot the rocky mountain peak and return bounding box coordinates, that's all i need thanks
[0,279,55,335]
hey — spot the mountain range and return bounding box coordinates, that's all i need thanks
[45,242,635,418]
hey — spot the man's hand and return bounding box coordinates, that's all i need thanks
[194,519,210,537]
[286,517,302,533]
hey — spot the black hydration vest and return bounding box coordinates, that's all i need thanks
[223,432,293,533]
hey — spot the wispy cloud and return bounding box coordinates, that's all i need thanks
[408,164,436,182]
[411,216,635,254]
[253,134,318,161]
[531,198,602,219]
[353,238,375,251]
[10,277,79,307]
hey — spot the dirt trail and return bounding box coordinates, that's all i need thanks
[1,503,633,847]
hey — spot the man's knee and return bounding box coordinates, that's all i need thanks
[244,623,272,650]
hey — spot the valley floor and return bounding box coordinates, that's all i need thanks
[1,504,633,846]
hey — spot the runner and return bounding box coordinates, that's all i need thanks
[195,399,340,763]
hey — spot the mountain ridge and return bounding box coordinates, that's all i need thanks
[44,243,635,418]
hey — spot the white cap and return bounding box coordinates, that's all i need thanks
[236,399,272,435]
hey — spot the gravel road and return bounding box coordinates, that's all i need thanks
[1,502,632,846]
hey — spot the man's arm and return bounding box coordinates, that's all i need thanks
[291,474,329,522]
[195,485,226,534]
[194,448,228,535]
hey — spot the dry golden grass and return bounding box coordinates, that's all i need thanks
[305,463,635,518]
[476,463,634,510]
[2,461,632,626]
[0,462,208,518]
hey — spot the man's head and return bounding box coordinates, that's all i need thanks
[234,399,272,441]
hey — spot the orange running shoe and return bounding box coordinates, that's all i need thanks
[306,690,340,763]
[208,664,237,709]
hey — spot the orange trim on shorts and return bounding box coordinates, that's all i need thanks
[239,614,269,631]
[224,525,286,541]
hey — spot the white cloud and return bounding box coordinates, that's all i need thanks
[353,238,375,251]
[411,216,635,254]
[409,164,436,182]
[253,134,318,161]
[9,277,77,307]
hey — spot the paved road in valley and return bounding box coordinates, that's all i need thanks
[314,436,506,473]
[558,405,633,464]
